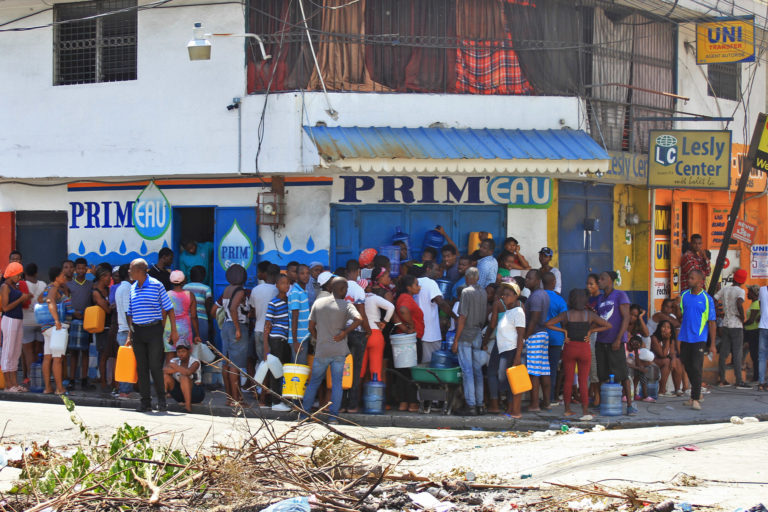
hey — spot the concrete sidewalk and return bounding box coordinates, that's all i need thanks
[2,383,766,431]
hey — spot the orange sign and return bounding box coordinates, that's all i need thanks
[733,218,758,245]
[731,143,767,192]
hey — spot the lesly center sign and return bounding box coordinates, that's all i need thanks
[333,175,553,208]
[648,130,731,189]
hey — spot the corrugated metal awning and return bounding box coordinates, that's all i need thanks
[302,126,610,175]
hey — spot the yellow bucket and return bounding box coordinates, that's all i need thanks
[282,364,311,399]
[326,354,353,390]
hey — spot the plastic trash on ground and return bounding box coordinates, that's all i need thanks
[743,417,759,423]
[408,491,454,512]
[592,425,606,432]
[262,496,311,512]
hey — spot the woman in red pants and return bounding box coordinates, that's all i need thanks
[359,270,395,382]
[546,289,611,420]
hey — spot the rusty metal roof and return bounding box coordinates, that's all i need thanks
[303,126,609,162]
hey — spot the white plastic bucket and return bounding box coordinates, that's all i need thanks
[49,325,69,354]
[254,360,269,384]
[390,332,418,368]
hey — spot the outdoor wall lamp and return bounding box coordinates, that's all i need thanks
[187,22,271,61]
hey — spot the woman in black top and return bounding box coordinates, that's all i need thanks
[546,289,611,419]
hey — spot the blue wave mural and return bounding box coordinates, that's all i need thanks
[257,235,328,267]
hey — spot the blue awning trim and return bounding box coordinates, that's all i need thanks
[302,126,609,162]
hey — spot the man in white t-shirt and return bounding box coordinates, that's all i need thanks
[343,259,369,412]
[714,268,748,388]
[249,264,279,365]
[415,261,457,363]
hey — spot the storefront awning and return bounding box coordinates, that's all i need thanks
[303,126,610,175]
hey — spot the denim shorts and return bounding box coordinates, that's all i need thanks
[221,321,249,369]
[68,319,90,351]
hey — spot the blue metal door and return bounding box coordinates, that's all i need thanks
[330,204,507,270]
[214,207,258,298]
[558,182,613,297]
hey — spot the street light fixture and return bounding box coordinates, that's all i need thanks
[187,22,271,61]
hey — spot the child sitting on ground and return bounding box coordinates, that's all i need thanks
[626,335,659,402]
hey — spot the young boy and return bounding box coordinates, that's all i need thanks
[163,339,204,412]
[627,335,657,401]
[263,274,291,410]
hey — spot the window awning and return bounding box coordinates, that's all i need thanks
[303,126,610,175]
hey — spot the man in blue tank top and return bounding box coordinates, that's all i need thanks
[677,269,717,411]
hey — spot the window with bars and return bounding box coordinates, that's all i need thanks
[54,0,137,86]
[707,63,741,101]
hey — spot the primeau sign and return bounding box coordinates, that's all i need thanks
[333,175,553,208]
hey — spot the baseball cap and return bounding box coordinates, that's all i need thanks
[539,247,554,257]
[309,261,324,270]
[175,339,191,350]
[733,268,748,284]
[317,271,334,287]
[170,270,185,284]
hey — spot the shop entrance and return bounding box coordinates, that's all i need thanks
[330,204,507,270]
[15,211,68,275]
[558,182,613,297]
[172,206,214,285]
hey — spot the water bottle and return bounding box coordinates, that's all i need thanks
[600,373,622,416]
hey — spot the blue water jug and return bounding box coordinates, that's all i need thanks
[436,278,453,300]
[363,373,386,414]
[600,374,623,416]
[29,361,43,393]
[378,245,401,277]
[423,226,445,251]
[431,341,459,369]
[392,227,410,261]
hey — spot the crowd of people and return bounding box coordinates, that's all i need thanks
[0,230,766,421]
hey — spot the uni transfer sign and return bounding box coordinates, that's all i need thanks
[696,16,755,64]
[648,130,731,189]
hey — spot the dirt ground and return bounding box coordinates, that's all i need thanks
[1,401,766,511]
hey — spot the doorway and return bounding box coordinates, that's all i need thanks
[172,207,215,286]
[15,211,68,276]
[558,182,614,297]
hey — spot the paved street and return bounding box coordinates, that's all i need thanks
[2,380,766,431]
[1,401,766,511]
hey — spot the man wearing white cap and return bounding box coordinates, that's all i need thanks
[308,262,324,307]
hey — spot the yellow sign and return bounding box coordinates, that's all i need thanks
[697,17,755,64]
[648,130,731,189]
[655,239,670,271]
[731,142,768,192]
[755,119,768,173]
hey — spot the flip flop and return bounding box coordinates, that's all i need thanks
[579,414,594,421]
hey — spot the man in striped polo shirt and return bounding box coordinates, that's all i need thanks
[126,258,178,412]
[288,264,311,365]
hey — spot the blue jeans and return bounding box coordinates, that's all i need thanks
[496,349,518,399]
[302,355,346,417]
[548,345,563,401]
[759,329,768,384]
[457,334,484,407]
[116,331,133,394]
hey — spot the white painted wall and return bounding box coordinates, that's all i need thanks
[506,208,547,266]
[0,0,246,178]
[676,22,766,144]
[0,0,583,178]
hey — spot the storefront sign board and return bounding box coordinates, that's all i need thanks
[606,152,648,185]
[653,277,670,301]
[696,16,755,64]
[655,239,670,271]
[333,175,552,208]
[648,130,731,189]
[751,244,768,278]
[733,218,758,245]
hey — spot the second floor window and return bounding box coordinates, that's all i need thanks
[54,0,137,86]
[707,63,741,102]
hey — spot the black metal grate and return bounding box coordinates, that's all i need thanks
[54,0,137,85]
[707,63,741,102]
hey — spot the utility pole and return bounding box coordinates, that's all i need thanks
[708,113,766,295]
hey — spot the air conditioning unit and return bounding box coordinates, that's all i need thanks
[257,191,285,227]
